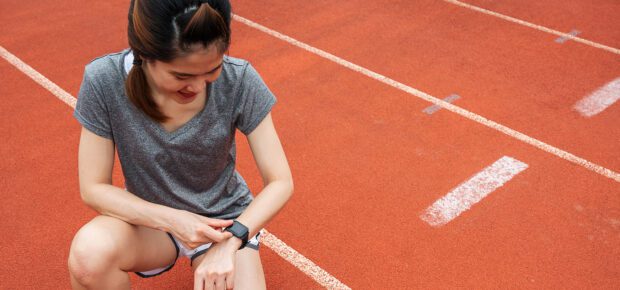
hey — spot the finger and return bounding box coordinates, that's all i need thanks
[198,228,223,245]
[226,273,234,290]
[203,217,233,227]
[193,275,204,290]
[215,275,226,290]
[203,227,232,242]
[206,279,215,290]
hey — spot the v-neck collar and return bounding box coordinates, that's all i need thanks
[151,84,212,139]
[120,48,213,140]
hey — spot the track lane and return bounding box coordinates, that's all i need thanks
[230,0,620,172]
[228,24,620,288]
[461,0,620,48]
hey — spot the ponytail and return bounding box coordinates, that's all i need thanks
[125,53,169,122]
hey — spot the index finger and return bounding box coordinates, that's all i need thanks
[194,275,204,290]
[226,273,234,290]
[202,226,233,242]
[204,218,234,228]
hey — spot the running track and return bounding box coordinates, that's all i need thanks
[0,0,618,288]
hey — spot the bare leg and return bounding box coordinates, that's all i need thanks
[191,247,266,290]
[68,215,177,289]
[69,265,130,290]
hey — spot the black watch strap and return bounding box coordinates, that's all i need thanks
[224,220,249,250]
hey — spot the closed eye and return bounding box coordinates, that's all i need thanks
[170,62,223,79]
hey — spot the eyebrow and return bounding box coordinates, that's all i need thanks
[170,62,223,77]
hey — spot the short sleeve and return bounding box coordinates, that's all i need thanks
[73,70,113,139]
[234,63,277,135]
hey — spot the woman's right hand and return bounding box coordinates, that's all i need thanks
[165,209,234,249]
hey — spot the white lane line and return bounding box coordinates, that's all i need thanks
[442,0,620,55]
[0,45,349,290]
[0,46,76,108]
[261,229,350,290]
[574,77,620,117]
[420,156,528,227]
[424,94,461,114]
[232,15,620,183]
[555,29,581,44]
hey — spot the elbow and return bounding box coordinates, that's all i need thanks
[286,177,294,197]
[269,177,294,198]
[78,183,100,210]
[79,189,95,209]
[264,171,294,197]
[284,175,294,203]
[79,184,91,205]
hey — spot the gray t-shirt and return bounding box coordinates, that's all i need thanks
[73,48,276,219]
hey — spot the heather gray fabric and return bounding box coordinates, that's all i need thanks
[73,48,276,219]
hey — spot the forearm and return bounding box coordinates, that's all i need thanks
[81,183,176,231]
[236,179,294,239]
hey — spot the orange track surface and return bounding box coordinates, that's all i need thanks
[463,0,620,48]
[1,0,618,289]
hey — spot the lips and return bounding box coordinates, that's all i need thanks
[178,91,196,99]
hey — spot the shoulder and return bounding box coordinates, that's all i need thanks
[83,49,128,87]
[219,56,266,86]
[214,55,253,93]
[223,55,249,68]
[220,55,250,80]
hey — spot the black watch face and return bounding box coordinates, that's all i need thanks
[228,221,249,239]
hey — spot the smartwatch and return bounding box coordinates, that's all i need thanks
[224,220,249,250]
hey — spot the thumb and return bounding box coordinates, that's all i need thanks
[204,226,233,242]
[206,218,234,228]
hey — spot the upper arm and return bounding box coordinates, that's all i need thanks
[77,126,115,197]
[246,113,293,187]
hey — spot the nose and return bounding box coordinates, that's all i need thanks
[186,78,207,93]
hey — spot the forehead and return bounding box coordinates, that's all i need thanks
[159,44,223,73]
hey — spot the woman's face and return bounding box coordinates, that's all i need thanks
[144,43,224,105]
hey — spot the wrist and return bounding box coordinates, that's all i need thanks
[225,236,243,250]
[224,220,249,250]
[146,203,176,232]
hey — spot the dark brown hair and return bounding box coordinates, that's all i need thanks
[126,0,231,122]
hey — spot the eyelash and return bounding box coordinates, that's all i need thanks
[174,70,217,80]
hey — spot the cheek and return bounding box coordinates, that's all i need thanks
[158,76,185,92]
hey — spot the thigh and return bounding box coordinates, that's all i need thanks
[191,247,266,290]
[233,248,266,289]
[70,215,178,272]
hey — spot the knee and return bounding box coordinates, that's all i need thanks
[67,219,123,285]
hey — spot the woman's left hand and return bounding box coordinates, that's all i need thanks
[194,237,242,290]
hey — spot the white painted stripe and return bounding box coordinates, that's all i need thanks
[0,45,348,290]
[420,156,528,227]
[261,229,351,289]
[0,46,77,108]
[442,0,620,55]
[424,94,461,114]
[555,29,581,44]
[232,15,620,183]
[574,77,620,117]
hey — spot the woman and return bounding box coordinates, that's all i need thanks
[67,0,293,289]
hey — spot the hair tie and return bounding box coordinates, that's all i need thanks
[132,51,143,66]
